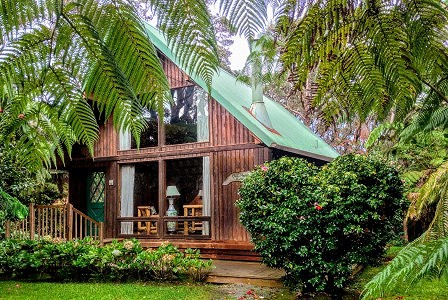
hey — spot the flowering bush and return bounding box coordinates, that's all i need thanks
[0,238,213,282]
[237,154,405,293]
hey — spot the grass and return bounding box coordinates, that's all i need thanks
[0,281,213,300]
[0,281,297,300]
[349,245,448,300]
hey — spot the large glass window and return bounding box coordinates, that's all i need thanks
[118,157,210,238]
[164,157,210,236]
[119,85,209,149]
[120,162,159,235]
[165,86,209,145]
[132,110,158,149]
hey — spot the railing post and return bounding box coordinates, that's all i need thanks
[99,222,104,245]
[29,203,35,240]
[5,220,11,238]
[67,203,73,240]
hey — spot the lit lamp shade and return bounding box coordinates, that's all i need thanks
[166,185,180,197]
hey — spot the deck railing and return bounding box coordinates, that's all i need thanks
[5,203,103,243]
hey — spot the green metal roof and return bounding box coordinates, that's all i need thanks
[144,24,339,161]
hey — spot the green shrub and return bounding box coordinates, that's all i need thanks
[237,154,405,293]
[0,238,213,283]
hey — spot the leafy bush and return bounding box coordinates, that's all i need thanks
[237,154,405,292]
[0,238,213,282]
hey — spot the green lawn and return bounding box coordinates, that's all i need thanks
[0,281,213,300]
[352,266,448,300]
[349,246,448,300]
[0,280,298,300]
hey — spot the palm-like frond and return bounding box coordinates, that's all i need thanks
[408,161,448,240]
[0,0,219,171]
[149,0,219,88]
[219,0,269,40]
[362,161,448,298]
[362,237,448,299]
[279,0,448,133]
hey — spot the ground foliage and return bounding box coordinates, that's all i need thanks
[237,154,405,293]
[0,238,213,283]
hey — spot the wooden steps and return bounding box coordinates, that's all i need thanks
[206,260,285,288]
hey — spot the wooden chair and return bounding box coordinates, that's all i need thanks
[183,204,203,235]
[137,206,157,235]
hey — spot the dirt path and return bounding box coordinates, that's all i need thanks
[208,283,296,300]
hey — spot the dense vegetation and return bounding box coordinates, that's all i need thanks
[0,238,212,283]
[1,1,448,298]
[237,155,404,293]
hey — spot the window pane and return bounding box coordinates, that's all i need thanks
[134,163,159,213]
[165,86,209,145]
[120,162,159,235]
[165,157,210,236]
[131,110,158,148]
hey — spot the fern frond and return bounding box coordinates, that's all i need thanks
[279,0,448,134]
[149,0,219,88]
[407,161,448,232]
[219,0,269,40]
[362,237,448,299]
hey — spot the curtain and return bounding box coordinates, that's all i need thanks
[202,156,210,235]
[120,165,135,234]
[119,129,131,150]
[196,87,209,142]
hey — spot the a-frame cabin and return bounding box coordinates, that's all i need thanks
[65,25,338,260]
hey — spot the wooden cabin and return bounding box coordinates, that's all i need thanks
[64,25,339,261]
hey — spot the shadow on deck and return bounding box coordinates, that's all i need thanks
[206,260,285,288]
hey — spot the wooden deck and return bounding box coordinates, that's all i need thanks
[206,260,285,287]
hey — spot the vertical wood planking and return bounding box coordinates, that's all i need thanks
[209,99,256,147]
[94,117,118,158]
[212,147,263,242]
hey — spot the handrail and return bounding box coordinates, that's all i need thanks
[5,203,103,244]
[69,203,103,244]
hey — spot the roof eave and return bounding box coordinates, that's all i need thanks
[270,143,336,162]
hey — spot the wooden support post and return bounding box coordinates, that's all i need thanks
[67,203,73,240]
[29,203,35,240]
[99,222,104,245]
[5,220,10,238]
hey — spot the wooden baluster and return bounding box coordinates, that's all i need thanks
[68,204,73,240]
[60,207,63,239]
[79,215,83,239]
[99,222,104,245]
[63,206,66,240]
[41,207,44,237]
[28,204,32,240]
[42,208,46,237]
[56,208,59,238]
[5,220,10,238]
[37,207,43,238]
[47,207,50,237]
[50,208,52,237]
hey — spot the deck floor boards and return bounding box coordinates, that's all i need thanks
[206,260,285,287]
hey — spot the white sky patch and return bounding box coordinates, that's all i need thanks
[229,36,250,70]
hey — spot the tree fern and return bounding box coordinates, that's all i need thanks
[149,0,220,88]
[362,237,448,299]
[0,0,220,171]
[362,162,448,298]
[219,0,269,40]
[278,0,448,137]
